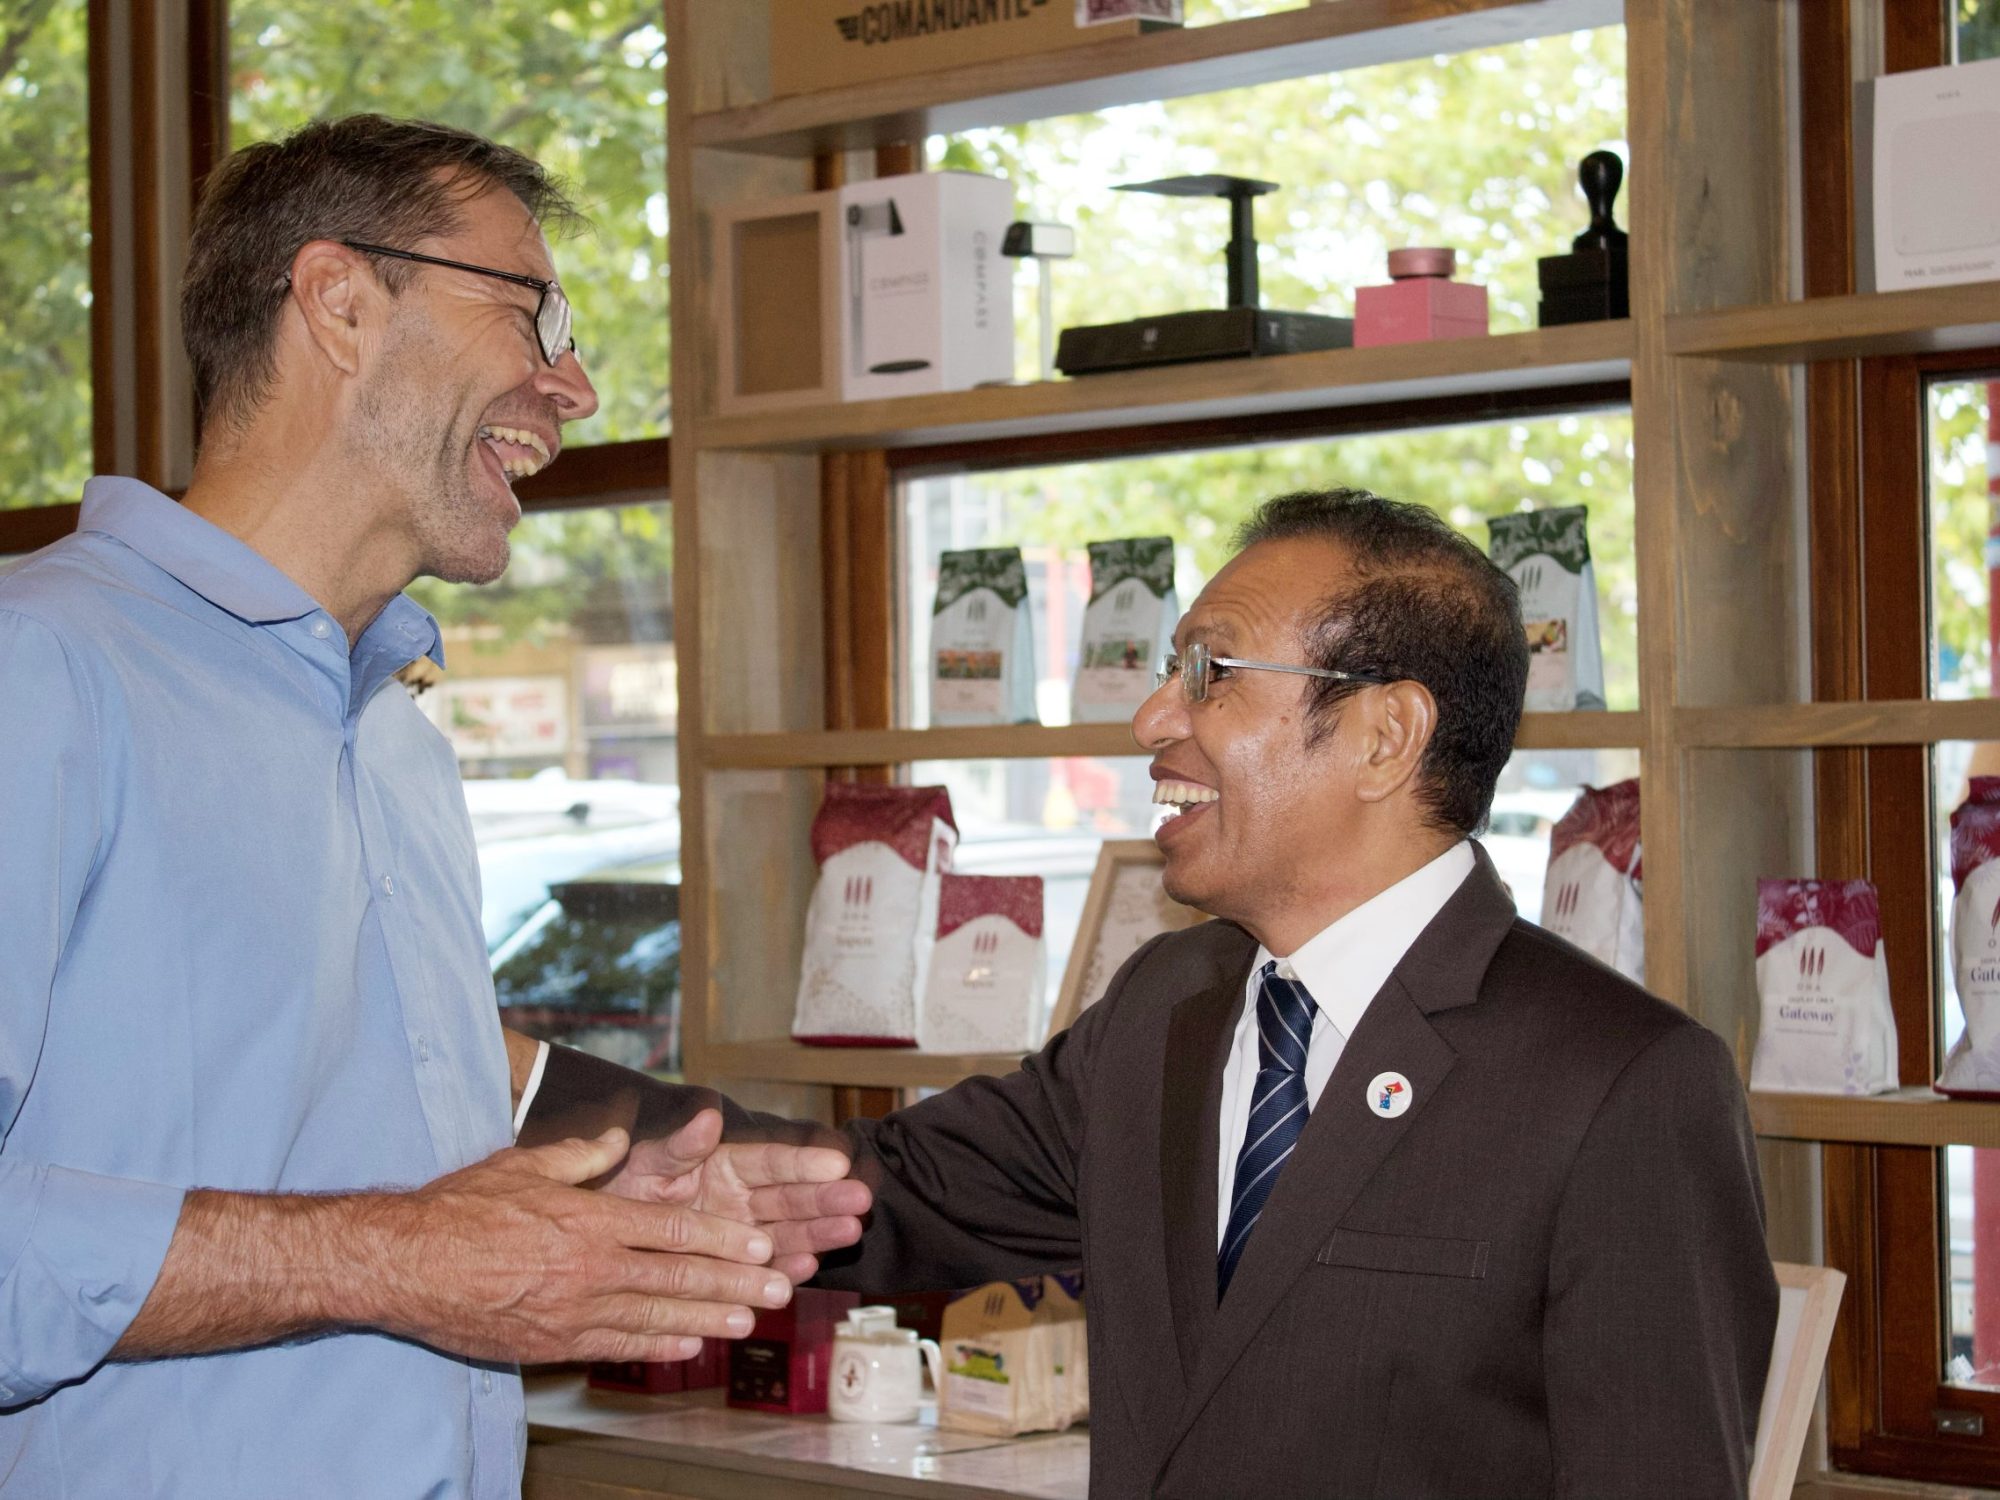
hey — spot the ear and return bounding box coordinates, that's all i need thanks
[1349,679,1438,806]
[282,240,374,380]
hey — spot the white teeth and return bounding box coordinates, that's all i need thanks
[477,424,551,481]
[1151,781,1218,807]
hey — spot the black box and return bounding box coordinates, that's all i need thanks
[1056,307,1353,376]
[1536,246,1628,326]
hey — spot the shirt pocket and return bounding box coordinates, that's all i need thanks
[1317,1227,1490,1280]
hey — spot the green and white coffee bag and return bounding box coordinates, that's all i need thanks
[1486,506,1606,712]
[932,547,1036,727]
[1072,537,1177,724]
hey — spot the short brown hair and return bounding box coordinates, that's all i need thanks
[181,114,580,434]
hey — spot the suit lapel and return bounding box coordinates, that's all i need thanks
[1159,961,1250,1382]
[1155,845,1519,1476]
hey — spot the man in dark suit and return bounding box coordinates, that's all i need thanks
[804,489,1779,1498]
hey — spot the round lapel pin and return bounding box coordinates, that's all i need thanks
[1366,1071,1414,1118]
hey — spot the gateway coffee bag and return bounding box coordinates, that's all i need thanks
[1749,879,1899,1095]
[932,548,1036,727]
[1939,778,2000,1095]
[1486,506,1607,712]
[937,1277,1080,1437]
[1542,779,1643,981]
[793,783,958,1046]
[919,875,1046,1053]
[1072,537,1176,723]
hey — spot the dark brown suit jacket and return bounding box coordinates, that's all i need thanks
[814,845,1778,1498]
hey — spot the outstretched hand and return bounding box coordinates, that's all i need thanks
[599,1108,872,1283]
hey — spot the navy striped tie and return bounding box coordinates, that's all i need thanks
[1218,961,1315,1300]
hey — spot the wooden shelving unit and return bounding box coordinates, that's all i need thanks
[687,0,1622,156]
[664,0,2000,1163]
[1667,280,2000,364]
[1752,1090,2000,1151]
[698,322,1633,454]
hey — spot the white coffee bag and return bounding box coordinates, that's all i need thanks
[1749,879,1899,1095]
[1486,506,1607,712]
[793,783,958,1046]
[919,875,1046,1053]
[932,548,1036,727]
[1541,778,1643,981]
[1072,537,1176,724]
[1939,777,2000,1095]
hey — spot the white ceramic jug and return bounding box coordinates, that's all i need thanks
[827,1306,943,1423]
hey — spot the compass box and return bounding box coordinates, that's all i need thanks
[1866,56,2000,291]
[838,171,1016,402]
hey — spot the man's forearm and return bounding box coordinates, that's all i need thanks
[112,1188,379,1358]
[503,1026,542,1112]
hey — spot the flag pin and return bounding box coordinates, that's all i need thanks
[1366,1071,1413,1118]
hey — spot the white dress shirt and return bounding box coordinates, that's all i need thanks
[1216,841,1476,1246]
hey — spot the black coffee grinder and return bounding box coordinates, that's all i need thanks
[1055,174,1353,376]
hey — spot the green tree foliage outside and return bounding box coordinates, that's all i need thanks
[1929,380,2000,698]
[0,0,90,512]
[927,19,1638,708]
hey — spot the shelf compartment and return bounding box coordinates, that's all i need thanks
[701,711,1645,770]
[1666,280,2000,364]
[695,322,1633,453]
[1752,1088,2000,1150]
[688,0,1622,157]
[1676,699,2000,749]
[700,1039,1025,1090]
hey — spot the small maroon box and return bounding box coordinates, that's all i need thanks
[726,1289,859,1414]
[1354,248,1490,348]
[587,1337,729,1395]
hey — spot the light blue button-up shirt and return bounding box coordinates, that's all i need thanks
[0,478,520,1497]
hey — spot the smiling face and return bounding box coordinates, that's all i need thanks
[350,181,599,584]
[1132,536,1374,935]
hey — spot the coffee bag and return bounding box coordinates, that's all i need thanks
[1542,779,1643,981]
[932,547,1036,726]
[937,1278,1078,1437]
[1938,778,2000,1095]
[1749,879,1899,1095]
[919,874,1046,1053]
[1072,537,1176,723]
[1486,506,1607,712]
[793,784,958,1046]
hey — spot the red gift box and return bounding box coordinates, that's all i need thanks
[1354,248,1489,348]
[726,1289,859,1414]
[587,1337,729,1395]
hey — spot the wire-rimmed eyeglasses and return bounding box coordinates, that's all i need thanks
[1155,640,1389,704]
[340,241,576,366]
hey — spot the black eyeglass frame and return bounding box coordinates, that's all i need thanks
[339,240,576,365]
[1155,640,1391,704]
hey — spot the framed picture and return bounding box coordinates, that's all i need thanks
[1049,839,1205,1040]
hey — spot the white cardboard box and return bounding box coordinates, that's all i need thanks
[838,172,1016,403]
[1870,56,2000,291]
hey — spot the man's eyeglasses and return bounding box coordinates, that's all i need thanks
[1155,640,1389,704]
[340,241,576,366]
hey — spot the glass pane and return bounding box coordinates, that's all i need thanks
[0,0,91,509]
[229,3,668,442]
[1928,377,2000,698]
[1490,749,1640,927]
[900,412,1638,726]
[1962,0,2000,64]
[931,26,1626,369]
[410,500,680,1074]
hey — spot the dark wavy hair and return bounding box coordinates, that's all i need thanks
[181,114,579,435]
[1235,488,1529,837]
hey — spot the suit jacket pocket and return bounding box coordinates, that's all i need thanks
[1317,1227,1489,1279]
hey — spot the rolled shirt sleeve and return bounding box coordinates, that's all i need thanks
[0,611,185,1405]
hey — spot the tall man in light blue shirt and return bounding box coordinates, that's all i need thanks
[0,116,867,1498]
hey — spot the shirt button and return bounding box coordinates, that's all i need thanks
[310,619,331,639]
[381,874,395,897]
[1277,961,1298,982]
[482,1371,494,1395]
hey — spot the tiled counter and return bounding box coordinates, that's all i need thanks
[523,1375,1090,1500]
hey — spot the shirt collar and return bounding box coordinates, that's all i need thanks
[1253,840,1477,1038]
[79,476,445,673]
